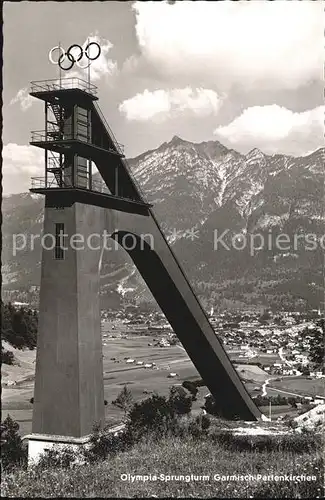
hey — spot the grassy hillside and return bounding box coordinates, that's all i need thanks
[2,433,323,498]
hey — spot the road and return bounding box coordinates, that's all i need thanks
[278,347,293,367]
[261,378,271,397]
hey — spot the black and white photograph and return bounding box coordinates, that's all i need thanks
[1,1,324,498]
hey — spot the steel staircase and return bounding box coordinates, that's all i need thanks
[51,103,63,126]
[48,152,64,187]
[51,168,63,187]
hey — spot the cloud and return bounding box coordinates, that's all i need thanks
[10,88,34,112]
[2,143,44,194]
[214,105,324,156]
[119,87,222,122]
[132,1,322,91]
[83,33,118,82]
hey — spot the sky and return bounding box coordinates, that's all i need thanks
[3,0,324,194]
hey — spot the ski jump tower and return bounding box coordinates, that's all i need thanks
[27,65,261,458]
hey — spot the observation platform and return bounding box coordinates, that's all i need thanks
[30,78,99,104]
[30,177,153,215]
[30,130,125,159]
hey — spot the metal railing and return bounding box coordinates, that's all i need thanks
[31,128,122,156]
[30,78,98,96]
[31,130,67,142]
[31,177,59,189]
[122,157,149,204]
[31,175,108,191]
[93,102,125,156]
[30,176,148,206]
[93,102,148,203]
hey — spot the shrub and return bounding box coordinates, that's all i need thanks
[126,393,175,440]
[287,418,298,429]
[168,386,193,415]
[182,380,198,400]
[36,446,81,469]
[188,414,211,439]
[203,394,223,416]
[83,424,132,463]
[0,415,27,471]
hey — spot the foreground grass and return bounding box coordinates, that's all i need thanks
[2,436,323,498]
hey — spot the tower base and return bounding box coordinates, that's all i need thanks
[23,433,92,466]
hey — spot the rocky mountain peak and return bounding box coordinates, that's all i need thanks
[2,138,324,311]
[245,148,265,162]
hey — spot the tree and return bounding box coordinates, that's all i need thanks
[309,319,325,366]
[0,415,27,471]
[301,366,310,376]
[112,386,134,419]
[1,301,38,349]
[288,397,297,408]
[1,345,14,365]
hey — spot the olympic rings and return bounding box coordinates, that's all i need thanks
[49,42,101,71]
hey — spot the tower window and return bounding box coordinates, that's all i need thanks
[54,223,65,260]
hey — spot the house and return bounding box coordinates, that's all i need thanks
[159,338,170,347]
[283,369,294,375]
[295,354,308,365]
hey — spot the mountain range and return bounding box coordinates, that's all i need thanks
[2,137,324,311]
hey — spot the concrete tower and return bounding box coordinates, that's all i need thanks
[27,76,261,461]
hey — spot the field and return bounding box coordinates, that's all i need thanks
[267,377,324,398]
[3,321,318,435]
[229,352,281,366]
[101,336,202,424]
[234,364,269,383]
[3,332,271,435]
[258,405,298,419]
[2,332,204,436]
